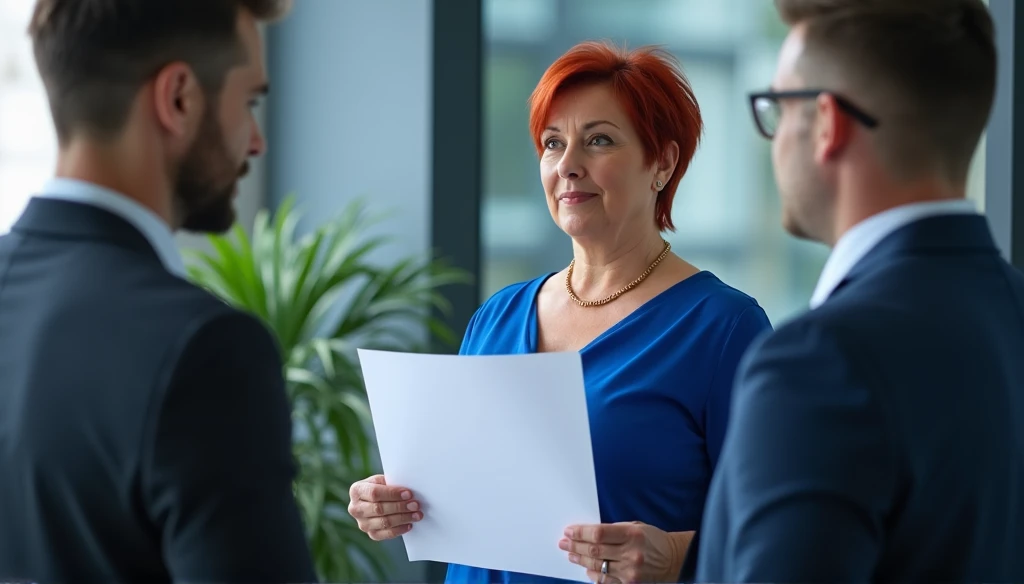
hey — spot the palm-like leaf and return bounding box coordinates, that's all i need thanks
[185,195,470,582]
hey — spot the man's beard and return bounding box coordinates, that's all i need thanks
[174,108,247,234]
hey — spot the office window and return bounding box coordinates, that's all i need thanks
[482,0,990,324]
[0,0,54,233]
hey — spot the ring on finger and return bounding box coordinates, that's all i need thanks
[600,559,609,583]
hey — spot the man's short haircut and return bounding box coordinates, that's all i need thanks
[775,0,996,183]
[29,0,291,143]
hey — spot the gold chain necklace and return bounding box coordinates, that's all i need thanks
[565,239,671,307]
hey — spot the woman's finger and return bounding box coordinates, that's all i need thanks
[351,478,413,503]
[367,522,414,541]
[570,552,643,584]
[349,498,420,519]
[568,552,605,573]
[585,569,620,584]
[565,523,631,545]
[559,538,625,562]
[365,511,423,532]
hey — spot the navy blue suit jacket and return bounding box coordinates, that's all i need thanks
[694,214,1024,582]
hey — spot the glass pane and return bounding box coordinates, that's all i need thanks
[0,0,55,233]
[481,0,828,324]
[483,54,539,199]
[485,0,556,43]
[567,0,746,47]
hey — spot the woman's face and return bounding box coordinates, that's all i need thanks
[540,82,662,242]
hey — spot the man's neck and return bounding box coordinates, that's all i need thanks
[827,173,965,247]
[54,140,173,227]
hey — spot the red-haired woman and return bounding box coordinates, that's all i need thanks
[348,41,772,583]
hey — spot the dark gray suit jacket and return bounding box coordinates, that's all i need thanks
[0,198,317,583]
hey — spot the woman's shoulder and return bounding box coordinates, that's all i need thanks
[657,271,772,332]
[669,271,763,312]
[486,273,551,304]
[474,273,552,317]
[459,273,555,354]
[643,273,772,381]
[464,273,554,333]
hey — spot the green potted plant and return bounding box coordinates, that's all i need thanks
[185,195,469,582]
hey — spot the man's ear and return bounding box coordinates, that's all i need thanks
[813,93,851,165]
[151,62,203,142]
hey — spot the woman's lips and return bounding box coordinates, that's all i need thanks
[559,191,598,205]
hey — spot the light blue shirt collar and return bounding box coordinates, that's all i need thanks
[810,199,978,309]
[38,178,187,278]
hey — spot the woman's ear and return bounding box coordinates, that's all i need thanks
[654,140,680,189]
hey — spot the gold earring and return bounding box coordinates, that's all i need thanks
[655,180,664,189]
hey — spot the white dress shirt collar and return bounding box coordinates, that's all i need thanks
[809,199,978,309]
[38,178,187,278]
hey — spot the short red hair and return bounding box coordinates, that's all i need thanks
[528,41,703,232]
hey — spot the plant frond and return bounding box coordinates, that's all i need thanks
[185,194,470,582]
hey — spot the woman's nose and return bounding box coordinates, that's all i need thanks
[557,144,585,180]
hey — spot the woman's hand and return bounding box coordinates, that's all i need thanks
[347,474,423,541]
[559,521,693,583]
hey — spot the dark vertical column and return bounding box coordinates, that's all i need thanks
[432,0,484,350]
[987,0,1024,270]
[427,0,483,580]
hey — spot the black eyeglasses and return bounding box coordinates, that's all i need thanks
[748,90,879,140]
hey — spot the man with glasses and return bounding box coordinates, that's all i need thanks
[687,0,1024,581]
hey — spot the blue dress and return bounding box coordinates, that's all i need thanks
[445,271,772,584]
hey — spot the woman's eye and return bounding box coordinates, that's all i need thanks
[544,138,562,149]
[590,135,612,146]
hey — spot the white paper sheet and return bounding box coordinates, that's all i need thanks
[357,349,600,582]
